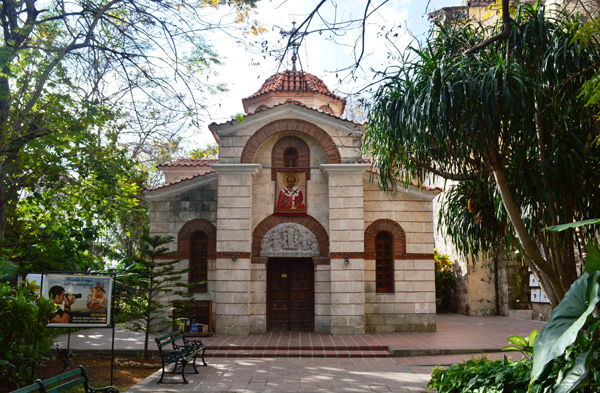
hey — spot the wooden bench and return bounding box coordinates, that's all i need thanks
[154,330,207,384]
[10,365,119,393]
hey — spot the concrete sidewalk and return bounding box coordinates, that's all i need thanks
[55,314,544,392]
[126,357,437,393]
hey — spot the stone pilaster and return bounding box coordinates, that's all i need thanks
[212,164,261,335]
[321,163,370,334]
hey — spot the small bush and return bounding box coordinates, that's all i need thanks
[434,249,456,311]
[428,356,531,393]
[0,279,57,388]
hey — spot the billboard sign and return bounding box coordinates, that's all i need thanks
[42,273,113,328]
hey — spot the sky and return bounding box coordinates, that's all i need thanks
[190,0,459,149]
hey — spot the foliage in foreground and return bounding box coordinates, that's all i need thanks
[0,278,56,388]
[528,272,600,392]
[428,356,531,393]
[429,220,600,392]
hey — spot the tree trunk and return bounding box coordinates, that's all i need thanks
[489,148,565,305]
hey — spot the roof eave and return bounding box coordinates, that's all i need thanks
[143,172,218,201]
[365,170,442,201]
[210,102,365,139]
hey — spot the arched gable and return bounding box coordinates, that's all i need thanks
[252,214,329,264]
[240,119,341,164]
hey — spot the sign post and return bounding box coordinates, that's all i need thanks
[42,273,113,328]
[42,272,115,383]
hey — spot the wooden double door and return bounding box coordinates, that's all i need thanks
[267,258,314,331]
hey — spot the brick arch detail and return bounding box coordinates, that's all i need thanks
[252,214,329,264]
[177,219,217,259]
[271,136,311,180]
[240,119,341,164]
[364,219,406,259]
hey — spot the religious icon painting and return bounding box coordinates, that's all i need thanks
[274,169,307,216]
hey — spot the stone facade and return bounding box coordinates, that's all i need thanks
[144,70,439,335]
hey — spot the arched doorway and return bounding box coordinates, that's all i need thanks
[267,258,314,331]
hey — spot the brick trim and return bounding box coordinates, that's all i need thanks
[240,119,341,164]
[216,252,252,259]
[330,252,364,259]
[251,214,329,263]
[177,219,217,259]
[271,136,311,180]
[400,253,435,260]
[364,219,406,259]
[313,257,330,265]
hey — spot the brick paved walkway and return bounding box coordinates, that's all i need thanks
[56,314,545,356]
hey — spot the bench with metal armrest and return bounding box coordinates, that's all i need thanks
[154,329,207,384]
[10,365,119,393]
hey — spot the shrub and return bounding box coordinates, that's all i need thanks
[434,249,456,311]
[428,356,531,392]
[0,279,57,388]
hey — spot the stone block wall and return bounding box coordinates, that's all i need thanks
[322,164,369,335]
[212,164,261,335]
[149,183,218,250]
[363,176,436,332]
[148,182,219,325]
[314,264,332,333]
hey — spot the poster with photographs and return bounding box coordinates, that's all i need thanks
[274,169,307,216]
[42,273,113,328]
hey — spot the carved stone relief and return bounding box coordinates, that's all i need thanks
[260,223,320,257]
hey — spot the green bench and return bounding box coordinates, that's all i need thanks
[154,329,207,384]
[10,365,119,393]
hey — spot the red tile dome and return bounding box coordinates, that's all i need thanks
[242,70,346,116]
[245,70,341,100]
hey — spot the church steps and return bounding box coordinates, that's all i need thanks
[204,348,392,358]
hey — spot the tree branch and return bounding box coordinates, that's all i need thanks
[463,0,511,55]
[409,157,482,181]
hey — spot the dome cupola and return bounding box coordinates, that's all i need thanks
[242,70,346,116]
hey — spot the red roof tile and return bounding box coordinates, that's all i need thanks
[243,70,345,103]
[365,167,442,192]
[143,170,216,192]
[157,159,219,168]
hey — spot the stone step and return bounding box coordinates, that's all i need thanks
[206,345,389,351]
[205,349,392,358]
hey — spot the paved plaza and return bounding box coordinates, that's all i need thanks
[125,357,435,393]
[54,314,545,392]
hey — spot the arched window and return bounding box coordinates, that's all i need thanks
[375,232,394,293]
[283,148,298,168]
[271,136,310,180]
[189,231,208,292]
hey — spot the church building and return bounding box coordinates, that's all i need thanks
[143,68,439,335]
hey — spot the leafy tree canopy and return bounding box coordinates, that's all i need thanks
[190,143,219,159]
[0,0,260,271]
[365,2,600,305]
